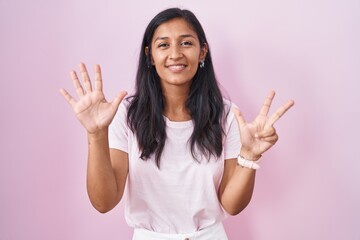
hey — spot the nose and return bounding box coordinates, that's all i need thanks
[169,45,183,60]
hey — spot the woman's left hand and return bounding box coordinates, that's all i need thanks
[233,91,294,160]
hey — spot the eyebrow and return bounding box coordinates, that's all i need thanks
[153,34,197,43]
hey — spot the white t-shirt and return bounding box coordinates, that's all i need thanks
[108,99,240,234]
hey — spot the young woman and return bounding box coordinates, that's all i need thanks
[60,8,294,240]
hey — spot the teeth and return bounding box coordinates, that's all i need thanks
[168,65,185,70]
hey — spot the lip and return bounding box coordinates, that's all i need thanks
[167,64,187,73]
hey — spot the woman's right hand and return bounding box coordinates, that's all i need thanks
[60,63,127,134]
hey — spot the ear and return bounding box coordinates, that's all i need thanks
[199,42,208,61]
[145,46,155,65]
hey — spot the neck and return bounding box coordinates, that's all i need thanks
[162,85,191,121]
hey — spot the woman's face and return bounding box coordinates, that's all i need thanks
[149,18,207,91]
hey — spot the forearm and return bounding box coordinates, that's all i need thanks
[220,166,256,215]
[86,129,120,213]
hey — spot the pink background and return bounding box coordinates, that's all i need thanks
[1,0,359,239]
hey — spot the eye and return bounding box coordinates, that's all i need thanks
[181,41,193,47]
[158,43,169,48]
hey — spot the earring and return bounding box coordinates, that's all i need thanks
[200,60,205,68]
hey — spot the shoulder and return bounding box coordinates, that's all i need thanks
[223,98,238,109]
[117,97,132,115]
[222,98,241,135]
[223,98,238,120]
[111,97,132,125]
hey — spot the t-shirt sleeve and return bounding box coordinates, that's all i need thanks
[224,104,241,160]
[108,101,129,153]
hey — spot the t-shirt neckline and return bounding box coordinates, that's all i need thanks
[163,116,193,128]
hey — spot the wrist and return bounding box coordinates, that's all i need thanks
[237,155,261,170]
[87,128,109,142]
[240,148,262,161]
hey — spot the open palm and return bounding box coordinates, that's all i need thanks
[60,63,127,134]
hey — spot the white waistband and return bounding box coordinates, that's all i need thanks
[132,222,228,240]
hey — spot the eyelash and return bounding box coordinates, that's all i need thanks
[158,43,169,48]
[181,41,193,46]
[157,41,193,48]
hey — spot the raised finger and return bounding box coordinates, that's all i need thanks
[94,64,103,91]
[259,90,275,116]
[70,71,84,97]
[232,108,246,129]
[267,100,295,126]
[79,63,92,93]
[59,88,76,108]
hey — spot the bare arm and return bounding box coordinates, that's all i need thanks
[87,130,129,213]
[219,91,294,215]
[219,158,256,215]
[60,63,128,213]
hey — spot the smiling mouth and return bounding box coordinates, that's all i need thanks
[167,64,187,72]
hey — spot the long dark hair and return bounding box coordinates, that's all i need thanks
[127,8,227,168]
